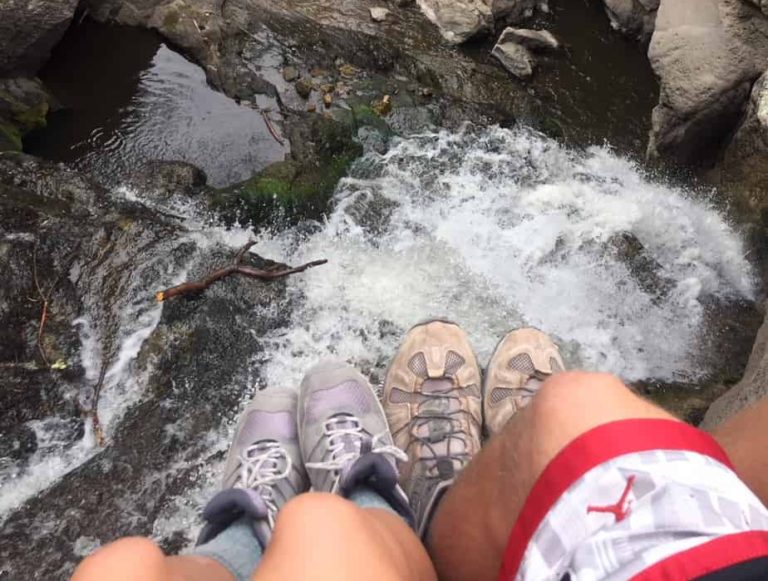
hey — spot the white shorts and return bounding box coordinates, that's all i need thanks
[500,419,768,580]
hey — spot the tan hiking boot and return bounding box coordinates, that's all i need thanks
[484,328,565,436]
[383,320,482,537]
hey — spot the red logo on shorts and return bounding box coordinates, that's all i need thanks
[587,474,637,523]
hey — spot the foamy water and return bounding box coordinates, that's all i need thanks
[252,126,755,389]
[0,125,756,532]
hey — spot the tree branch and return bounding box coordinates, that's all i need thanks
[154,241,327,302]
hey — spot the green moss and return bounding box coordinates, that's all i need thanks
[0,122,22,152]
[163,9,181,31]
[13,100,48,132]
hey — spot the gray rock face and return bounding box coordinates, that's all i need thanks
[0,0,79,74]
[647,0,768,165]
[498,27,560,51]
[602,0,659,40]
[702,303,768,429]
[416,0,537,44]
[492,40,535,79]
[714,70,768,220]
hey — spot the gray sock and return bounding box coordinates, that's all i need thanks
[347,485,400,516]
[192,516,263,581]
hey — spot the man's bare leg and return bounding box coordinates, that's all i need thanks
[710,396,768,506]
[429,371,676,581]
[72,493,436,581]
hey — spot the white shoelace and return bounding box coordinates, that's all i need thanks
[236,441,292,527]
[305,415,408,492]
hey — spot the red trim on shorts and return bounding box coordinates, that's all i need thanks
[499,419,734,580]
[630,531,768,580]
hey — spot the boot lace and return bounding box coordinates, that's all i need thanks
[235,440,292,527]
[305,415,407,492]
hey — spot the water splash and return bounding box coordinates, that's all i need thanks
[252,126,755,388]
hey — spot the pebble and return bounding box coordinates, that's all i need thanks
[282,66,299,82]
[370,7,391,22]
[323,93,333,108]
[295,78,313,99]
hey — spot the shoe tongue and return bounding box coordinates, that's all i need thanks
[422,378,453,393]
[331,413,364,456]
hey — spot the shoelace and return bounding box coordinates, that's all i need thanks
[410,389,474,478]
[235,441,292,527]
[305,415,408,492]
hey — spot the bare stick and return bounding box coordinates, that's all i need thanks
[32,245,50,367]
[155,241,327,302]
[261,111,285,146]
[90,364,109,447]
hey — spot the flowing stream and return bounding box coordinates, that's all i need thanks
[0,125,758,550]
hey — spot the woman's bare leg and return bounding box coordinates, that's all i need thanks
[71,492,435,581]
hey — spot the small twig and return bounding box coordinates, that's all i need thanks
[191,17,203,34]
[31,243,79,367]
[261,111,285,146]
[155,241,327,302]
[90,363,109,447]
[237,25,261,43]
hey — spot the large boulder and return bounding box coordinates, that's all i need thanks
[0,0,79,75]
[602,0,659,40]
[647,0,768,165]
[713,69,768,223]
[416,0,537,44]
[702,303,768,429]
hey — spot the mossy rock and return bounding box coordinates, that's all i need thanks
[0,122,22,152]
[211,114,363,225]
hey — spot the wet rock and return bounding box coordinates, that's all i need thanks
[416,0,493,43]
[0,423,38,461]
[714,70,768,222]
[295,78,313,99]
[125,161,208,201]
[607,232,673,298]
[373,94,393,116]
[370,7,391,21]
[210,113,363,224]
[647,0,768,166]
[415,0,537,43]
[702,302,768,429]
[744,0,768,16]
[0,0,79,74]
[282,66,299,82]
[492,40,535,79]
[498,27,561,51]
[0,77,50,152]
[602,0,659,41]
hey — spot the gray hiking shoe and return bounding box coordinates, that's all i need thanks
[383,320,483,538]
[297,360,414,523]
[484,328,565,436]
[198,389,309,547]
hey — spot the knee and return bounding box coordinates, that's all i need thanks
[72,537,166,581]
[533,371,631,418]
[273,492,362,538]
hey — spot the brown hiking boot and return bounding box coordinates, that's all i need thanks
[383,320,482,537]
[484,328,565,436]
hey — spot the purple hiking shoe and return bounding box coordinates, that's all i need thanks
[298,360,414,524]
[198,389,309,547]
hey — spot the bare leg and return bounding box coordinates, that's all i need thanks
[254,493,435,581]
[72,493,435,581]
[429,371,675,581]
[71,537,233,581]
[710,396,768,506]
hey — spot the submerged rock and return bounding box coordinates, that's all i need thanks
[498,27,560,51]
[647,0,768,166]
[602,0,659,41]
[0,0,79,75]
[492,39,535,79]
[125,160,209,201]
